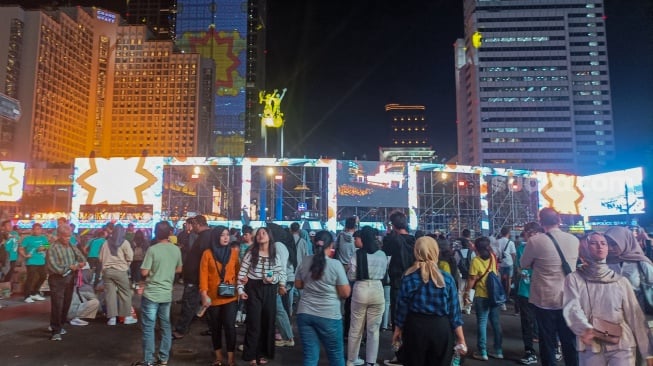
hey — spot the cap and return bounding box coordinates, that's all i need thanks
[309,231,316,237]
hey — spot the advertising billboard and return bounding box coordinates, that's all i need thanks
[337,161,408,208]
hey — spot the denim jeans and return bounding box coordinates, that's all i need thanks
[174,282,200,334]
[141,296,172,364]
[297,313,344,366]
[474,297,502,355]
[281,282,296,316]
[381,285,390,329]
[276,294,294,340]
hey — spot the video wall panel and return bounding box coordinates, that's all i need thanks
[337,161,409,208]
[176,0,247,155]
[580,167,645,216]
[0,161,25,202]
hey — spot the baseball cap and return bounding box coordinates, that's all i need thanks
[309,231,316,237]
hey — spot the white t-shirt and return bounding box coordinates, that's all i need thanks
[494,237,516,268]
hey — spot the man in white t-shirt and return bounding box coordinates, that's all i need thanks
[494,227,516,310]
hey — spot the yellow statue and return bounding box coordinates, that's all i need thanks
[259,88,287,128]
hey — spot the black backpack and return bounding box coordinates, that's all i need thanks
[456,248,473,279]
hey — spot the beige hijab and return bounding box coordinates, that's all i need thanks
[404,236,445,288]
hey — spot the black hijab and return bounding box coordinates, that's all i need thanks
[356,226,378,281]
[210,226,232,267]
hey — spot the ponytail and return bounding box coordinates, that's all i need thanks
[309,230,333,280]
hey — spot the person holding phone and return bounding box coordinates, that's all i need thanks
[237,227,286,366]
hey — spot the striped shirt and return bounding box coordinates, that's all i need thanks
[46,241,86,276]
[237,250,286,290]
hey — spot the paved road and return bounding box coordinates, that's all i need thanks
[0,286,559,366]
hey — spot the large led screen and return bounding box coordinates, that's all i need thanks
[0,161,25,202]
[337,161,408,208]
[176,0,247,155]
[580,167,645,216]
[71,157,164,226]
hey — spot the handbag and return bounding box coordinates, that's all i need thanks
[584,280,622,345]
[216,258,236,297]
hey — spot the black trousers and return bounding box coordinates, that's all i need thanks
[2,260,16,282]
[48,273,75,335]
[25,265,47,297]
[207,300,238,352]
[518,295,538,353]
[243,279,277,362]
[174,282,201,334]
[402,313,454,366]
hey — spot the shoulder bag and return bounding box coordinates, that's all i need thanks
[546,232,573,275]
[583,280,622,344]
[216,256,236,297]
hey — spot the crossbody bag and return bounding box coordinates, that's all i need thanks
[583,280,622,344]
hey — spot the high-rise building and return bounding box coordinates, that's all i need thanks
[456,0,614,174]
[379,103,435,162]
[125,0,176,41]
[0,6,207,165]
[174,0,267,157]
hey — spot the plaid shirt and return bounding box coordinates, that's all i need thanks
[46,241,86,275]
[395,269,463,330]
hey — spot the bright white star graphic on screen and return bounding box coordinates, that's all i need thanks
[76,157,158,205]
[0,163,20,198]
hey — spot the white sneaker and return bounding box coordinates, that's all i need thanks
[70,318,89,326]
[48,326,67,335]
[123,316,138,325]
[24,297,35,303]
[31,294,46,301]
[353,359,365,366]
[500,303,507,311]
[107,317,117,326]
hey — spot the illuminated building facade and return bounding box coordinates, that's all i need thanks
[125,0,176,41]
[0,6,206,165]
[175,0,266,157]
[109,25,206,157]
[380,103,435,162]
[456,0,615,174]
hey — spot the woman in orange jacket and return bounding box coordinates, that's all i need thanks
[199,225,240,366]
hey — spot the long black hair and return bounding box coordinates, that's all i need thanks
[250,227,276,269]
[267,223,297,269]
[310,230,334,280]
[475,236,493,260]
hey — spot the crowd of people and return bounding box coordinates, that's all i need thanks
[1,208,653,366]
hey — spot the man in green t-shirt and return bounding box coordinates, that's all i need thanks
[19,223,49,303]
[1,220,20,282]
[135,221,182,366]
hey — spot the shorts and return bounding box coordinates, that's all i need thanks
[500,265,514,278]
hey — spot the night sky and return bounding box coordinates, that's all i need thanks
[6,0,653,170]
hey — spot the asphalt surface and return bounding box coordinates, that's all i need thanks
[0,286,560,366]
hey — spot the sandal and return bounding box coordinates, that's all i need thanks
[258,358,268,365]
[212,362,223,366]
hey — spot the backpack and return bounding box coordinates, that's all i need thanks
[456,248,472,279]
[478,255,506,307]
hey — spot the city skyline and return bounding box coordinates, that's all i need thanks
[5,0,653,173]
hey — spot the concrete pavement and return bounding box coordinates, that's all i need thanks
[0,287,559,366]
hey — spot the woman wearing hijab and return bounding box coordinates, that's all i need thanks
[99,224,136,326]
[604,226,653,313]
[392,236,466,366]
[199,226,240,366]
[563,232,653,365]
[463,236,502,360]
[345,226,388,366]
[237,227,286,366]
